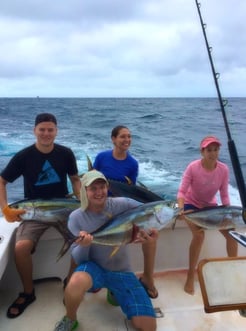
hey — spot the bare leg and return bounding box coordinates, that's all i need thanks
[7,240,35,316]
[220,229,238,257]
[64,271,92,321]
[131,315,157,331]
[15,240,34,293]
[139,241,158,298]
[64,258,78,287]
[184,223,205,295]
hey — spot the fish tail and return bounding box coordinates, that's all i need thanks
[56,240,72,262]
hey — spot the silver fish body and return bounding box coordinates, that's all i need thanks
[10,198,80,223]
[91,200,176,246]
[9,198,80,260]
[9,199,176,259]
[183,205,246,229]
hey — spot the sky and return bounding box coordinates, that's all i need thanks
[0,0,245,98]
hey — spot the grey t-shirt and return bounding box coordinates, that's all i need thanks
[69,197,141,271]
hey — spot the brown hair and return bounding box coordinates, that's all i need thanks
[111,125,129,138]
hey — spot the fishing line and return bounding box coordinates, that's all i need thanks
[195,0,246,222]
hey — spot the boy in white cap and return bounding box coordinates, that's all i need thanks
[54,170,157,331]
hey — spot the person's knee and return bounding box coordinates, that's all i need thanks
[219,229,233,239]
[131,316,156,331]
[68,271,92,292]
[15,240,34,255]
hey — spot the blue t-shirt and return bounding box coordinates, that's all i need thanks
[93,150,138,184]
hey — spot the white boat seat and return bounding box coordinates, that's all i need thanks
[198,257,246,313]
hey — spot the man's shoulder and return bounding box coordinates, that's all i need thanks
[107,197,141,211]
[14,144,36,157]
[53,143,74,154]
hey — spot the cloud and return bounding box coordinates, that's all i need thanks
[0,0,245,97]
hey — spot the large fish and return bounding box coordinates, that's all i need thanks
[182,205,246,229]
[108,179,164,203]
[10,198,80,222]
[86,154,164,202]
[58,200,177,260]
[90,200,176,246]
[9,198,176,261]
[9,198,80,260]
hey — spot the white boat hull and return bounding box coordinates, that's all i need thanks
[1,216,246,330]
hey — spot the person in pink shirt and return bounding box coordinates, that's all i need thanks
[177,136,238,295]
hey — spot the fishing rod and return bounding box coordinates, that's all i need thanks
[195,0,246,222]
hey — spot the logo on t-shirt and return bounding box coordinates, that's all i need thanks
[35,160,61,186]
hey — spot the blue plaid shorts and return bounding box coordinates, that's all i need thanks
[75,261,156,319]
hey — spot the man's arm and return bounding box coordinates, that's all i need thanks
[0,176,25,222]
[69,174,81,200]
[0,176,8,209]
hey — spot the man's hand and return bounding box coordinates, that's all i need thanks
[76,231,93,246]
[134,228,158,244]
[1,205,25,222]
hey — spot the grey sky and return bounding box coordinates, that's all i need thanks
[0,0,245,97]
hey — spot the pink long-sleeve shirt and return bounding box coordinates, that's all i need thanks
[177,159,230,208]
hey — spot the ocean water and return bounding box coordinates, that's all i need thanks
[0,97,245,205]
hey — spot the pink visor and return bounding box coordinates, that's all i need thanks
[200,136,221,149]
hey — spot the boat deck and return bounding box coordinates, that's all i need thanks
[0,270,246,331]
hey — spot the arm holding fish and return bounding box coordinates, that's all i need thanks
[0,176,25,222]
[75,231,93,246]
[134,228,158,244]
[68,215,91,265]
[68,174,81,200]
[177,168,194,220]
[176,197,194,219]
[219,166,230,207]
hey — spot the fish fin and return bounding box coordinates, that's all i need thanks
[137,180,148,189]
[171,208,181,230]
[56,235,78,262]
[110,246,121,257]
[78,154,93,178]
[52,221,76,261]
[124,176,132,185]
[56,241,71,262]
[86,154,93,170]
[171,217,177,230]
